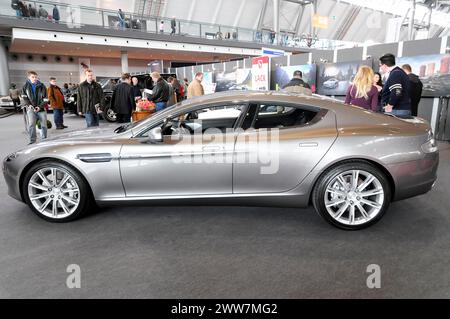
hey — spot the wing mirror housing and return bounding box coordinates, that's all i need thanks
[147,126,163,144]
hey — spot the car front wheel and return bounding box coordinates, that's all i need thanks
[23,160,94,222]
[312,161,391,230]
[103,105,117,122]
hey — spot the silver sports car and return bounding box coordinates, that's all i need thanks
[3,91,439,230]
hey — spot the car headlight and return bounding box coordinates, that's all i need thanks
[421,132,438,153]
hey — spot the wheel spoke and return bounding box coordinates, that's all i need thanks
[59,199,71,215]
[357,175,375,192]
[61,187,79,193]
[337,175,348,191]
[62,195,78,206]
[50,168,57,186]
[52,199,58,217]
[37,171,51,187]
[39,197,52,212]
[360,188,384,198]
[326,199,346,208]
[326,188,347,197]
[30,192,50,200]
[356,203,370,219]
[29,182,49,191]
[333,202,350,220]
[349,205,355,224]
[360,198,381,209]
[351,170,359,190]
[57,173,71,188]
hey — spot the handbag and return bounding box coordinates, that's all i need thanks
[36,119,53,129]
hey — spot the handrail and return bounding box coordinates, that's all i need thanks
[6,0,358,50]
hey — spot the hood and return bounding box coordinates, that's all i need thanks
[43,127,122,142]
[408,73,421,83]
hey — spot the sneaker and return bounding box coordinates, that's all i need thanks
[62,125,68,128]
[56,126,64,130]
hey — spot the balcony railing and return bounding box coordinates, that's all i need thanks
[3,0,358,50]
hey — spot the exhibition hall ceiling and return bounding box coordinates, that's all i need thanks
[9,39,245,62]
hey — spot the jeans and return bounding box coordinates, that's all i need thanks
[53,109,64,127]
[155,102,167,112]
[391,109,412,117]
[119,20,125,30]
[27,108,47,143]
[85,112,99,127]
[16,10,22,17]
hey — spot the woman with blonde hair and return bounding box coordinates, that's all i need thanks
[345,65,379,111]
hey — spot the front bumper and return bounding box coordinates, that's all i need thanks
[2,156,23,202]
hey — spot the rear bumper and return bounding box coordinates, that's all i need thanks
[388,152,439,201]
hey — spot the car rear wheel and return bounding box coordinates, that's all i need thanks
[312,162,391,230]
[23,160,94,222]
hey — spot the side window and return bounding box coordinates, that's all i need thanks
[254,104,318,129]
[139,104,245,138]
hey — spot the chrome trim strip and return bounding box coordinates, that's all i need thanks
[76,153,114,163]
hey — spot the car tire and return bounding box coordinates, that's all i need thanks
[22,160,95,222]
[103,104,117,122]
[312,161,391,230]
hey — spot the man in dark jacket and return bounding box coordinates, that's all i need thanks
[170,17,177,35]
[282,70,312,91]
[77,69,104,127]
[149,72,170,112]
[52,5,60,23]
[379,53,411,117]
[402,64,423,117]
[22,71,48,144]
[111,73,135,123]
[131,77,142,99]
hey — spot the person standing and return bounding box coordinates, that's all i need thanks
[118,9,125,30]
[373,72,383,112]
[47,77,67,129]
[170,16,177,35]
[131,77,142,99]
[9,83,21,112]
[21,71,48,144]
[38,5,48,19]
[344,66,378,111]
[111,73,135,123]
[168,77,182,103]
[28,3,37,18]
[402,64,423,117]
[149,72,170,111]
[282,70,312,94]
[52,5,60,23]
[379,53,411,117]
[77,69,104,127]
[19,1,29,19]
[11,0,21,17]
[187,72,204,99]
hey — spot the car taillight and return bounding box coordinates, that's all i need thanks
[421,131,438,153]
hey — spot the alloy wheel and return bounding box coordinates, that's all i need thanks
[324,169,384,226]
[27,167,80,219]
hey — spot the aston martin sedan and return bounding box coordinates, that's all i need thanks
[3,91,439,230]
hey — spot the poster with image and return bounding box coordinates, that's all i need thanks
[201,71,216,95]
[272,64,317,93]
[317,60,372,96]
[252,56,270,91]
[215,68,252,92]
[398,54,450,97]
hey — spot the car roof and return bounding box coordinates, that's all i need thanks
[179,90,345,110]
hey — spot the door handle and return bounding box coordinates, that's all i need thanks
[299,142,318,147]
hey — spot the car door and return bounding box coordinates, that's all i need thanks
[119,103,246,197]
[233,102,338,194]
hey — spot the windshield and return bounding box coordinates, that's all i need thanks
[114,102,183,133]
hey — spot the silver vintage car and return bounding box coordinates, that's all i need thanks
[3,91,439,230]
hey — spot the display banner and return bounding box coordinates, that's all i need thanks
[252,56,270,91]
